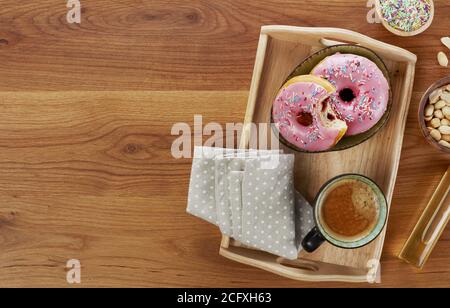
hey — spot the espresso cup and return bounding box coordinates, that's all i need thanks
[301,174,388,253]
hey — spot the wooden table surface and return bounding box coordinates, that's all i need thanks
[0,0,449,288]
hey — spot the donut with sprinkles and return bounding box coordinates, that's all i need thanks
[311,53,390,136]
[272,75,348,152]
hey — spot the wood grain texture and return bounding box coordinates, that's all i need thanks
[0,0,448,92]
[0,0,449,287]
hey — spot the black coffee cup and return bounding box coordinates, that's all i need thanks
[301,174,388,253]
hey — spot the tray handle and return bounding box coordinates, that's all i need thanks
[320,37,355,47]
[261,26,417,63]
[219,244,369,282]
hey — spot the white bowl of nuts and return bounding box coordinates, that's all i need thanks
[420,76,450,153]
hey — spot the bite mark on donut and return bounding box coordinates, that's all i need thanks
[322,98,329,112]
[296,112,313,127]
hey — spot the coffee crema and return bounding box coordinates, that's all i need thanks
[321,179,380,240]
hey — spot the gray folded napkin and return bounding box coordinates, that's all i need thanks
[241,155,297,258]
[187,147,279,226]
[294,191,314,248]
[215,157,246,236]
[229,171,244,241]
[187,147,314,260]
[187,149,218,226]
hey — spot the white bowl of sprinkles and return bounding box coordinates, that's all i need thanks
[375,0,434,37]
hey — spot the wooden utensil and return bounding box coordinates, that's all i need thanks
[399,166,450,269]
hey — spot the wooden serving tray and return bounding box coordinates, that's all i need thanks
[220,26,417,283]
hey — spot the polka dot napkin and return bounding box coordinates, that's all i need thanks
[215,157,246,236]
[187,147,314,260]
[240,155,298,258]
[186,147,279,226]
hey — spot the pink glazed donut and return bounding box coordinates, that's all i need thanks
[272,75,347,152]
[311,53,389,136]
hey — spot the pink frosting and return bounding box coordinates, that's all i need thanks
[311,53,389,136]
[272,82,344,152]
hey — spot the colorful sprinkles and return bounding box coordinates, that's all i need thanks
[273,83,328,148]
[379,0,432,33]
[318,57,380,124]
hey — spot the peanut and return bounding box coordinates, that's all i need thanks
[442,37,450,50]
[438,52,449,67]
[429,89,443,104]
[431,118,441,128]
[439,140,450,148]
[430,129,442,141]
[442,92,450,103]
[435,100,447,110]
[442,134,450,142]
[425,104,435,117]
[443,106,450,117]
[434,110,444,119]
[438,125,450,135]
